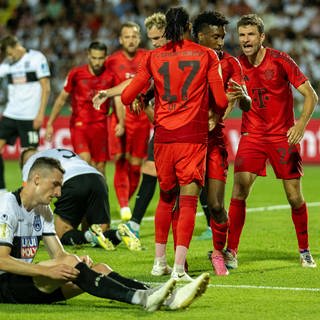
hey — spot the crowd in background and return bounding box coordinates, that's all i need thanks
[0,0,319,109]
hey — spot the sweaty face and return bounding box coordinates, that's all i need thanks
[119,26,141,55]
[147,26,166,48]
[88,49,106,75]
[198,25,226,55]
[238,24,265,57]
[36,168,63,205]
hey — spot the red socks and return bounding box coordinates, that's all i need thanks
[210,219,228,251]
[291,202,309,250]
[176,195,198,248]
[128,164,141,198]
[227,198,246,252]
[114,159,129,208]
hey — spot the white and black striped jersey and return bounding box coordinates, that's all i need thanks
[22,148,101,183]
[0,189,56,274]
[0,49,50,120]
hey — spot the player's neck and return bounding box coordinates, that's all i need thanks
[248,46,266,67]
[20,187,34,211]
[122,49,137,60]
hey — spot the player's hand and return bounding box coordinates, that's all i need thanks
[79,255,93,268]
[208,109,220,131]
[130,95,144,114]
[287,122,305,145]
[47,264,80,281]
[45,124,54,142]
[92,90,108,110]
[115,123,125,137]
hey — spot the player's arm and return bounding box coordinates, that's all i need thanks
[113,96,125,137]
[45,89,70,142]
[0,244,78,280]
[287,80,318,145]
[33,77,51,130]
[93,79,132,110]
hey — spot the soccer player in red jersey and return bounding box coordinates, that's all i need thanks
[105,22,151,221]
[122,7,228,281]
[192,11,251,276]
[45,41,124,176]
[224,14,318,269]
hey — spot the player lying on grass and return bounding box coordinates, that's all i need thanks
[0,156,210,310]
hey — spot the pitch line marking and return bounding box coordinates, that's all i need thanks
[208,284,320,292]
[113,202,320,224]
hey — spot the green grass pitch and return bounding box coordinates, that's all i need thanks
[1,160,320,319]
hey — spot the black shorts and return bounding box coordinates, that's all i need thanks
[0,116,39,147]
[0,273,65,304]
[147,134,154,162]
[54,173,110,227]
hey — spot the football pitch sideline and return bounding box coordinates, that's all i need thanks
[1,161,320,320]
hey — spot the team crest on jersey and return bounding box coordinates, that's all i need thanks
[21,236,38,259]
[33,215,42,232]
[264,69,274,81]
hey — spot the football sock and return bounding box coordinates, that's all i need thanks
[103,229,121,246]
[210,218,228,251]
[128,163,141,199]
[74,262,135,303]
[176,195,198,247]
[60,229,86,245]
[172,206,180,250]
[227,198,246,252]
[174,246,188,267]
[154,191,176,243]
[199,188,210,227]
[131,173,157,224]
[108,271,150,290]
[114,158,129,207]
[0,155,5,189]
[291,202,309,250]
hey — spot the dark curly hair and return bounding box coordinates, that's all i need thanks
[192,11,229,41]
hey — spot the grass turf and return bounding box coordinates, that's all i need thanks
[1,160,320,319]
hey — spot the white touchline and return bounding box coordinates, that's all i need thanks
[113,202,320,224]
[208,284,320,292]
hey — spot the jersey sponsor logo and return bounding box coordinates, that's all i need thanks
[12,74,27,84]
[33,215,42,232]
[21,236,38,258]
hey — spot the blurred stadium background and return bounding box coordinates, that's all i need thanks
[1,0,320,162]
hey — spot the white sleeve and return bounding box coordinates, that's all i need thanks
[35,51,51,79]
[0,202,17,246]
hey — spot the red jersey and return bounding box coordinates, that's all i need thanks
[64,64,115,126]
[122,39,228,144]
[210,52,244,142]
[105,48,150,125]
[239,47,307,137]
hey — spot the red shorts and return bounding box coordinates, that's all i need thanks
[234,135,303,179]
[207,141,228,183]
[154,143,207,192]
[108,112,150,159]
[70,121,110,162]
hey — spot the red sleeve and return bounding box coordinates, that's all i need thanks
[228,56,245,85]
[121,53,152,105]
[207,51,228,115]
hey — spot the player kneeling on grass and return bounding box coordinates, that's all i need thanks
[20,147,141,252]
[0,157,209,310]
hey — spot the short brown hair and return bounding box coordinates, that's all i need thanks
[237,14,264,34]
